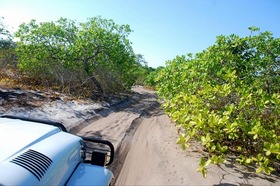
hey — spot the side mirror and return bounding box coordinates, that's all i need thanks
[79,136,114,166]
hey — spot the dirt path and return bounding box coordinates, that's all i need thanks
[75,87,280,186]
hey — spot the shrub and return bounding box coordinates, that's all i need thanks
[156,27,280,177]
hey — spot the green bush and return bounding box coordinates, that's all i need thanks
[15,17,139,96]
[156,27,280,177]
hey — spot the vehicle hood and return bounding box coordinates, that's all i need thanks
[0,117,60,162]
[0,117,82,185]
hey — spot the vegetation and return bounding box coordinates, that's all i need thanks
[0,17,15,49]
[8,17,149,97]
[0,16,158,98]
[156,27,280,177]
[144,66,164,87]
[0,17,17,81]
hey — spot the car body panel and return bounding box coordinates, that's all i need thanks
[66,163,113,186]
[0,117,114,185]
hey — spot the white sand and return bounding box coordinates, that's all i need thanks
[1,86,279,185]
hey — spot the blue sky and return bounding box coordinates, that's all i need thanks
[0,0,279,68]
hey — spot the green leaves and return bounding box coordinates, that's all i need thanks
[15,17,139,95]
[197,155,225,178]
[176,134,190,151]
[264,142,280,156]
[157,27,280,177]
[201,133,212,147]
[251,154,275,175]
[0,17,15,49]
[197,158,211,178]
[249,26,260,32]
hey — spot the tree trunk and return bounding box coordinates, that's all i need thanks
[83,58,104,95]
[90,74,103,95]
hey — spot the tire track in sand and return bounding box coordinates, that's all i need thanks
[74,87,162,185]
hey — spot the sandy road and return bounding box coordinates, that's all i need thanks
[75,87,280,186]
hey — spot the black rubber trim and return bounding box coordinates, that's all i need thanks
[0,115,67,132]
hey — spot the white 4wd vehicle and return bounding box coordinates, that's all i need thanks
[0,115,114,185]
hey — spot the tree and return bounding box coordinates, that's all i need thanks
[135,54,148,67]
[132,54,151,85]
[15,17,137,95]
[0,17,17,76]
[0,17,15,49]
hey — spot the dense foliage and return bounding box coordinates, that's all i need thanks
[0,17,17,79]
[0,17,15,49]
[14,17,142,96]
[156,27,280,177]
[144,66,164,87]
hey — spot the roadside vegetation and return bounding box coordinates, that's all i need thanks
[0,17,152,99]
[0,17,17,82]
[156,27,280,177]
